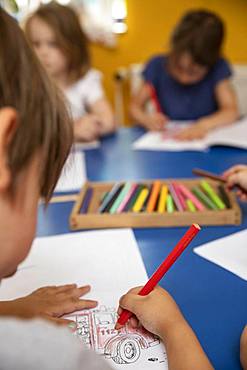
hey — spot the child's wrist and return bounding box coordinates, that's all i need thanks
[158,315,188,341]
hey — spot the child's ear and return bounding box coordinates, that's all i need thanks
[0,107,18,191]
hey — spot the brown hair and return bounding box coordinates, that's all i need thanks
[25,2,90,82]
[170,9,225,67]
[0,8,73,201]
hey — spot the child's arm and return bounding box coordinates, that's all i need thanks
[118,286,213,370]
[130,83,169,131]
[176,79,239,140]
[0,284,97,325]
[89,97,116,136]
[223,165,247,201]
[241,326,247,370]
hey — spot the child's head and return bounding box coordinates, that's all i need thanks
[0,9,72,279]
[25,2,90,83]
[169,9,225,85]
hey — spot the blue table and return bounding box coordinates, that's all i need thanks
[38,127,247,370]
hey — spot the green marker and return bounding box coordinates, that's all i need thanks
[166,194,175,213]
[200,181,226,210]
[186,199,196,212]
[109,182,132,214]
[192,187,217,210]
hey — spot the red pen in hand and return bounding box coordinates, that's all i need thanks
[115,224,201,329]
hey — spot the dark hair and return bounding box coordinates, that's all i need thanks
[170,9,225,67]
[0,8,73,201]
[25,2,90,82]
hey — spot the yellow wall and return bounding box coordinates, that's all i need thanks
[90,0,247,120]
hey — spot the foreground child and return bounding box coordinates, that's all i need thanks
[25,3,115,142]
[0,9,212,369]
[130,9,238,140]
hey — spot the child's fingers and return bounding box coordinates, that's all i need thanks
[69,298,98,312]
[129,316,139,328]
[44,315,77,331]
[227,173,243,188]
[52,284,78,293]
[119,292,144,314]
[223,165,247,178]
[58,285,92,300]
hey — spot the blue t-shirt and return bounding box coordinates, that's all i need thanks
[142,55,232,121]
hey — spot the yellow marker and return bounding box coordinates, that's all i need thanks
[158,185,168,213]
[132,188,149,212]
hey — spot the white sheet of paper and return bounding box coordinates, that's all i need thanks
[133,118,247,151]
[74,140,100,151]
[194,229,247,281]
[0,229,167,369]
[54,151,87,192]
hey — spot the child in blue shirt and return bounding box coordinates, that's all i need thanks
[130,9,239,140]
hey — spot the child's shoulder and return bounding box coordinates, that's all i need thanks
[209,57,232,83]
[145,54,167,68]
[69,68,103,91]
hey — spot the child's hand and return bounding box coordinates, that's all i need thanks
[223,165,247,201]
[1,284,97,325]
[145,113,169,131]
[175,123,208,141]
[240,325,247,370]
[117,286,185,339]
[74,114,101,142]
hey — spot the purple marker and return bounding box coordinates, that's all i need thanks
[80,187,93,214]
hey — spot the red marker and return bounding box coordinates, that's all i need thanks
[115,224,201,329]
[148,83,162,113]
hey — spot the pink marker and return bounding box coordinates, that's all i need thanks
[179,184,205,211]
[117,183,138,213]
[168,183,183,212]
[172,183,187,211]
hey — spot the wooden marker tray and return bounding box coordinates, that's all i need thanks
[70,179,242,230]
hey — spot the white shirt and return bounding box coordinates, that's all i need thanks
[64,69,104,120]
[0,318,113,370]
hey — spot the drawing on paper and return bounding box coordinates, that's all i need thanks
[74,306,161,365]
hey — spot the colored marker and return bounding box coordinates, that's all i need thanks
[172,183,187,211]
[125,185,144,212]
[168,183,183,212]
[158,185,168,213]
[109,182,132,214]
[104,185,124,213]
[200,180,226,210]
[186,199,196,212]
[147,181,161,213]
[166,194,175,213]
[133,188,149,212]
[117,183,138,213]
[192,187,217,210]
[98,183,122,213]
[141,184,152,212]
[218,185,230,209]
[192,168,225,183]
[115,224,201,329]
[148,83,162,113]
[179,184,205,211]
[80,187,93,214]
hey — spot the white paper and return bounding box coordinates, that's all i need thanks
[74,140,100,151]
[194,229,247,281]
[0,229,168,369]
[133,118,247,151]
[55,151,87,192]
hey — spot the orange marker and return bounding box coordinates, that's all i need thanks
[146,181,161,213]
